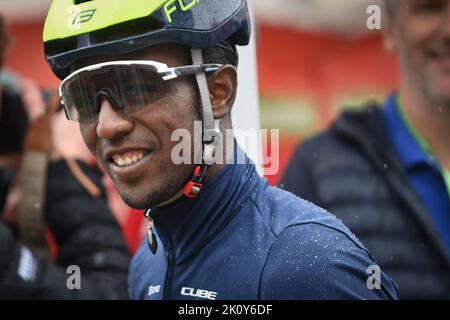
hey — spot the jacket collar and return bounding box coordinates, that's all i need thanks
[382,94,438,170]
[148,143,261,261]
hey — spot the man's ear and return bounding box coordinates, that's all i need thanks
[207,65,238,120]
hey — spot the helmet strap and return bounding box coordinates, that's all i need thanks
[154,48,219,206]
[190,48,219,154]
[181,48,221,199]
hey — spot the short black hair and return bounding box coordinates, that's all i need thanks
[202,41,239,67]
[189,41,238,121]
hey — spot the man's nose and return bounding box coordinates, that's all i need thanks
[96,97,133,140]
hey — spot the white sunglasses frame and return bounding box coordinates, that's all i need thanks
[58,60,223,118]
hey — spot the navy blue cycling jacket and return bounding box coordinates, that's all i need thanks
[129,148,398,300]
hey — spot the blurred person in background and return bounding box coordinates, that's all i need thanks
[281,0,450,299]
[0,13,130,299]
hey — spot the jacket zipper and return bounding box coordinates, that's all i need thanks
[145,210,175,300]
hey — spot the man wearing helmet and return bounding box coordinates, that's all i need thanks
[44,0,398,299]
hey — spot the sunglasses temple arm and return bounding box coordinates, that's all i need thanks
[173,64,223,77]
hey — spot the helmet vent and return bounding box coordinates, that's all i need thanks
[44,16,164,59]
[90,16,164,45]
[74,0,94,4]
[45,37,78,58]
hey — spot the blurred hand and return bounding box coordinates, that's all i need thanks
[20,79,92,162]
[20,78,46,123]
[50,106,92,162]
[23,111,52,153]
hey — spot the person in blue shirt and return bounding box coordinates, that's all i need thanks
[282,0,450,299]
[42,0,397,300]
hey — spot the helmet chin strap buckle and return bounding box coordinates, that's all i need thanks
[183,164,209,199]
[183,131,220,199]
[183,133,221,199]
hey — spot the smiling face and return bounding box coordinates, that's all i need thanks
[77,44,199,209]
[384,0,450,107]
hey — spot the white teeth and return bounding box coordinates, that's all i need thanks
[113,152,145,167]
